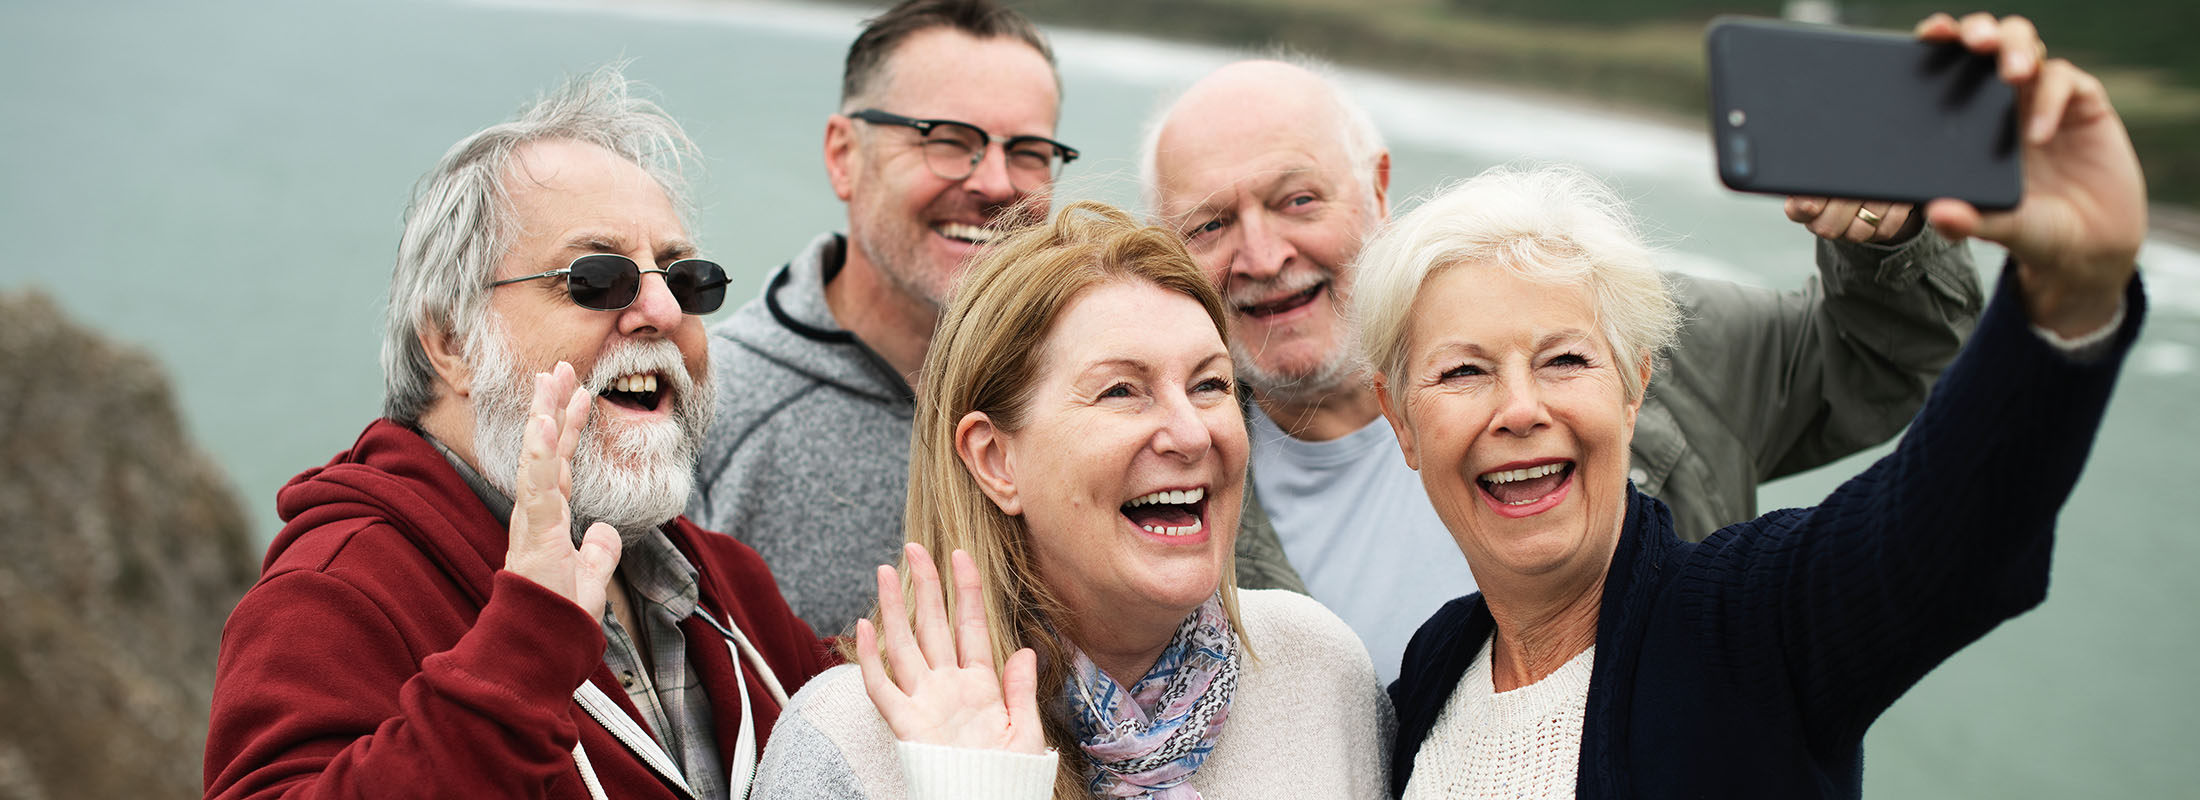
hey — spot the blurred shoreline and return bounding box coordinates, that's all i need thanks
[774,0,2200,249]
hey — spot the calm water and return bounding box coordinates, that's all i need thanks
[4,0,2196,795]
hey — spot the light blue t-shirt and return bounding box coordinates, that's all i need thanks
[1248,405,1480,685]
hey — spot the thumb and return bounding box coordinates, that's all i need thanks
[1925,198,1987,242]
[575,522,623,609]
[1003,647,1046,754]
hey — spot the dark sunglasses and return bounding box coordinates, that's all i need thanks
[488,254,728,314]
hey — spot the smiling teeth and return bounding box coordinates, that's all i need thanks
[611,373,658,394]
[936,223,996,244]
[1480,463,1565,484]
[1126,488,1204,507]
[1140,520,1205,537]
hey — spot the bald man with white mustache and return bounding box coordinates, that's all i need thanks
[1144,59,1984,681]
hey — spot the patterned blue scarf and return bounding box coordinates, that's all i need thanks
[1066,595,1241,799]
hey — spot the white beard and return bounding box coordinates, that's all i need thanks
[1229,321,1363,409]
[1225,268,1366,409]
[466,320,715,545]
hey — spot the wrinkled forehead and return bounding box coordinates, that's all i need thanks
[1040,280,1229,371]
[1151,101,1357,218]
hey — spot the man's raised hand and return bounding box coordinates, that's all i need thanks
[504,361,623,614]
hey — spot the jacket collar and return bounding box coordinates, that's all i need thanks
[1387,483,1676,797]
[713,231,912,405]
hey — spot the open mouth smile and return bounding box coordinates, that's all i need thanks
[1235,281,1326,319]
[934,222,998,246]
[1476,460,1575,517]
[597,371,667,413]
[1120,487,1210,538]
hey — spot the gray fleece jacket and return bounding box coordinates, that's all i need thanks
[689,233,1304,636]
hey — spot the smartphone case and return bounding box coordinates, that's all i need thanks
[1707,17,2022,210]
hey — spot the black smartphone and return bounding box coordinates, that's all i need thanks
[1706,16,2022,209]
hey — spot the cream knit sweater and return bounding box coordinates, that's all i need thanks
[750,589,1393,799]
[1401,633,1593,800]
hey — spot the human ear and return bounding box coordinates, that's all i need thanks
[1371,150,1393,219]
[1373,372,1420,470]
[420,318,475,399]
[954,411,1022,515]
[824,115,860,203]
[1625,354,1653,427]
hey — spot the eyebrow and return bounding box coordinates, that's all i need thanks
[1170,166,1319,223]
[562,233,698,264]
[1432,329,1596,360]
[1076,350,1232,377]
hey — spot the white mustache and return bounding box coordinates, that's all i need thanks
[582,339,692,399]
[1225,268,1330,309]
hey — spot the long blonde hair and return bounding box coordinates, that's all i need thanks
[854,201,1246,797]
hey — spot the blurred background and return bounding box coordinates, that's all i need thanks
[1,0,2193,796]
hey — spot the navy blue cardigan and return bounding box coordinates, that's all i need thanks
[1388,266,2145,798]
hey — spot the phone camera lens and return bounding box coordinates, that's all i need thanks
[1728,134,1752,179]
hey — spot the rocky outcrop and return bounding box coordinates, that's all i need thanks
[0,289,255,800]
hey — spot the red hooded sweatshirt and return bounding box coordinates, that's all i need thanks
[204,420,832,799]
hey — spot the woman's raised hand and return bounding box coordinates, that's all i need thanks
[1915,12,2147,336]
[856,543,1046,755]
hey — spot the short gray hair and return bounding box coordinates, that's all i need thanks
[1137,51,1385,216]
[1351,166,1680,402]
[381,64,697,423]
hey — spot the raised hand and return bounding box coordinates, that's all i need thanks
[1786,196,1920,244]
[1915,12,2147,336]
[856,543,1045,755]
[502,361,623,614]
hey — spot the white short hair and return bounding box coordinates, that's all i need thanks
[1351,165,1679,402]
[1136,51,1385,217]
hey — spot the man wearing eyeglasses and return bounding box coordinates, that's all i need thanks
[686,0,1071,636]
[205,67,831,800]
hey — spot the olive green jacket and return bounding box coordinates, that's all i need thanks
[1229,229,1982,591]
[1636,230,1982,540]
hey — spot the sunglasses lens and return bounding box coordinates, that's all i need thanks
[567,254,640,310]
[667,260,728,314]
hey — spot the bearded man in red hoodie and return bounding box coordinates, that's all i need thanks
[204,67,832,800]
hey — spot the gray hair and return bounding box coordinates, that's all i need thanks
[1351,165,1680,403]
[1136,51,1386,216]
[381,64,698,423]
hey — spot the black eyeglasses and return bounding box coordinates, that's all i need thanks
[488,254,729,315]
[849,109,1079,192]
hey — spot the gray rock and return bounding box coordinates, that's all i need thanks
[0,288,255,800]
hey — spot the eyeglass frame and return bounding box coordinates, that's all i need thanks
[487,253,729,315]
[847,108,1080,189]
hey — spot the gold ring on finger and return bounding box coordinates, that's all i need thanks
[1855,206,1884,226]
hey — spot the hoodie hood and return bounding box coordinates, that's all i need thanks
[270,419,505,605]
[709,232,913,407]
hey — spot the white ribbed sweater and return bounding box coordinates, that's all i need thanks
[1401,634,1593,800]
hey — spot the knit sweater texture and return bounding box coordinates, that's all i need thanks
[1388,265,2143,799]
[752,589,1393,799]
[1401,636,1592,799]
